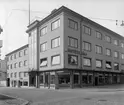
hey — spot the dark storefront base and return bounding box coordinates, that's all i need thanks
[29,69,123,89]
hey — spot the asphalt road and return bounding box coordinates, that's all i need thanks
[0,85,124,105]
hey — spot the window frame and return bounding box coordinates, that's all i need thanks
[106,48,111,56]
[40,42,47,52]
[114,62,119,71]
[114,51,119,58]
[40,58,48,67]
[105,35,111,43]
[51,54,61,66]
[68,54,78,65]
[68,18,78,30]
[95,45,102,54]
[82,41,91,51]
[83,57,92,67]
[105,61,112,69]
[96,31,102,40]
[51,19,60,31]
[68,36,78,48]
[83,25,91,35]
[51,37,60,48]
[40,26,47,36]
[96,59,102,68]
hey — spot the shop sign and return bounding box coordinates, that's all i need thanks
[67,48,87,56]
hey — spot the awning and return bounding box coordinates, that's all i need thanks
[40,60,47,67]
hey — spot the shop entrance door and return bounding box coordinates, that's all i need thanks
[95,77,98,86]
[7,78,10,87]
[44,73,49,87]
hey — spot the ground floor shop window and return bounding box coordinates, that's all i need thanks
[99,75,104,84]
[58,73,70,85]
[39,74,44,84]
[88,75,93,84]
[74,73,79,84]
[23,81,28,86]
[82,73,88,84]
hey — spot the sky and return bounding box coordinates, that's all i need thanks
[0,0,124,59]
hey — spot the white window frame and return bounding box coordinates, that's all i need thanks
[95,45,102,54]
[83,41,91,51]
[83,58,91,67]
[40,42,47,52]
[51,19,60,30]
[96,60,102,68]
[68,37,78,48]
[51,55,60,65]
[40,26,47,36]
[51,37,60,48]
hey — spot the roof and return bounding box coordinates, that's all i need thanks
[27,6,124,39]
[5,44,28,56]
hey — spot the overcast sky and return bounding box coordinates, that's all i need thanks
[0,0,124,59]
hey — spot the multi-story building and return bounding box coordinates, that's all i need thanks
[0,59,7,86]
[6,44,29,87]
[26,6,124,89]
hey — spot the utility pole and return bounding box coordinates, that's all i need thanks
[29,0,30,25]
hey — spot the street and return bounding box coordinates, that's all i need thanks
[0,85,124,105]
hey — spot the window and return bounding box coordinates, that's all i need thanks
[51,37,60,48]
[96,31,102,39]
[40,58,47,67]
[14,72,17,78]
[83,58,91,67]
[114,63,119,70]
[11,55,13,60]
[51,55,60,65]
[68,54,78,65]
[14,63,17,68]
[106,48,111,56]
[114,51,119,58]
[95,45,102,54]
[68,37,78,48]
[24,72,28,77]
[96,60,102,68]
[121,43,124,48]
[24,60,28,66]
[19,61,23,67]
[24,49,28,55]
[14,53,17,59]
[40,42,47,52]
[51,19,60,30]
[83,25,91,35]
[19,51,22,57]
[40,26,47,36]
[7,65,9,70]
[19,72,21,77]
[10,64,13,69]
[105,35,111,43]
[11,73,13,77]
[106,61,112,69]
[121,53,124,59]
[82,41,91,51]
[68,19,78,30]
[114,39,119,46]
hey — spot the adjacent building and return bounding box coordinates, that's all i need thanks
[0,59,7,86]
[26,6,124,89]
[6,44,29,87]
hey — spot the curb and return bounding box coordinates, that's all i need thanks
[0,93,29,105]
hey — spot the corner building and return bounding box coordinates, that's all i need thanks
[26,6,124,89]
[6,44,29,87]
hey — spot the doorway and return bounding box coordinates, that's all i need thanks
[95,77,98,86]
[7,78,10,87]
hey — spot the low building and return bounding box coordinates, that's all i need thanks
[0,59,7,86]
[6,44,29,87]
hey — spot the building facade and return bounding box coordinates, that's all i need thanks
[26,6,124,89]
[0,59,7,86]
[6,44,29,87]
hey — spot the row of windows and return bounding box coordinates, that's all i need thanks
[7,49,28,61]
[83,25,124,47]
[8,60,28,70]
[8,72,28,78]
[68,55,120,70]
[40,19,60,36]
[40,37,60,52]
[40,54,120,71]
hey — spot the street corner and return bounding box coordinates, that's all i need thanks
[0,93,29,105]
